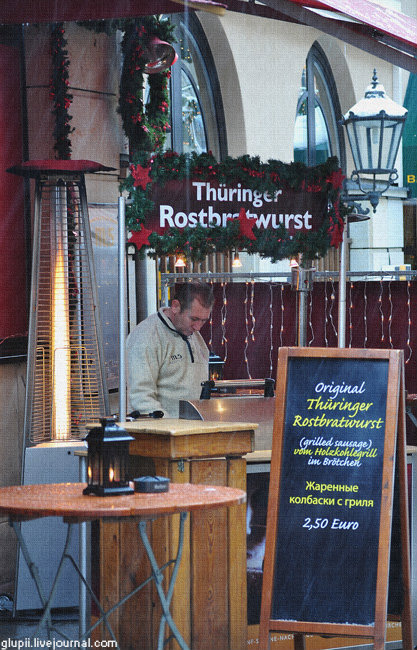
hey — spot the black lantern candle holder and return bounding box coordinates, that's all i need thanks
[208,351,225,381]
[83,418,134,496]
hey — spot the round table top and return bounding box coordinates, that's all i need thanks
[0,482,246,521]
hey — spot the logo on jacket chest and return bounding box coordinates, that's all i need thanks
[170,353,183,363]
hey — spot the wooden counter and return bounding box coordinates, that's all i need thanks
[124,418,256,459]
[96,419,256,650]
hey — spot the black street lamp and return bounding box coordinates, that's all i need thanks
[341,69,408,212]
[337,70,408,348]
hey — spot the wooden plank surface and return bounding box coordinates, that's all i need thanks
[152,458,192,650]
[84,419,254,650]
[165,459,192,650]
[119,519,152,650]
[227,456,248,650]
[129,429,254,459]
[99,521,120,640]
[191,459,229,650]
[0,482,246,518]
[121,418,259,435]
[397,369,413,650]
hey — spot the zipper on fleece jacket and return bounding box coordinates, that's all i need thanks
[157,311,194,362]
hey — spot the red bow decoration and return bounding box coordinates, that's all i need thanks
[238,207,256,240]
[327,168,345,190]
[128,225,153,250]
[328,201,344,248]
[131,164,152,190]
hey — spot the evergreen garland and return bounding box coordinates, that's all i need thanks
[121,150,347,264]
[119,17,175,154]
[54,18,344,264]
[78,16,176,154]
[49,23,74,159]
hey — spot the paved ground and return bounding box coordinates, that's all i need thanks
[0,601,79,642]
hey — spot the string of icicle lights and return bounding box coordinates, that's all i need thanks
[378,278,385,343]
[406,280,412,364]
[204,276,414,378]
[323,276,338,346]
[244,282,251,379]
[208,279,214,352]
[243,280,257,379]
[220,281,228,364]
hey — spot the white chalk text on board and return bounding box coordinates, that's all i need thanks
[272,357,388,625]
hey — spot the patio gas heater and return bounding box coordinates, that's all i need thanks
[8,159,112,610]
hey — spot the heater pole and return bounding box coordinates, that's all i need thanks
[338,218,348,348]
[118,196,127,422]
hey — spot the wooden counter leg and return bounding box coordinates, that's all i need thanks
[118,519,152,650]
[153,458,192,650]
[191,458,229,650]
[227,456,248,650]
[168,460,192,650]
[96,521,120,642]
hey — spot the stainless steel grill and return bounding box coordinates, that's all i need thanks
[21,165,109,443]
[180,378,276,451]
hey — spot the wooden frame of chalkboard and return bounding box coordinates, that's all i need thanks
[259,347,412,650]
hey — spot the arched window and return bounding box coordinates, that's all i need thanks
[294,43,345,170]
[293,43,345,272]
[168,13,227,160]
[150,14,229,278]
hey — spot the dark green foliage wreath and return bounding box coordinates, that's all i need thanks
[119,17,175,154]
[121,150,347,264]
[78,16,176,153]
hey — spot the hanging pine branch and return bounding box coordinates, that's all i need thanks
[78,16,176,155]
[50,23,74,159]
[119,16,175,154]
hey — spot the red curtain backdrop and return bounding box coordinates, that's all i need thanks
[203,281,417,444]
[0,43,27,342]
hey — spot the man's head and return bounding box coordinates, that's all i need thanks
[169,282,214,337]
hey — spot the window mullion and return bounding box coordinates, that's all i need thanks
[306,53,316,166]
[170,17,184,153]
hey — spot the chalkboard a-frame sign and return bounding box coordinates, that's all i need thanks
[259,347,412,650]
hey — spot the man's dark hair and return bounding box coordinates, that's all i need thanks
[172,282,214,311]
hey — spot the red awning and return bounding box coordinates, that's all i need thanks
[257,0,417,73]
[0,0,226,25]
[0,0,415,72]
[297,0,416,51]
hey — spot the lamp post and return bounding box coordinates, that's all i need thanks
[341,69,408,213]
[337,70,408,347]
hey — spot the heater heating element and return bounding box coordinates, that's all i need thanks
[9,161,111,444]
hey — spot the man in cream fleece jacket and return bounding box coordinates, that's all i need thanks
[127,282,214,418]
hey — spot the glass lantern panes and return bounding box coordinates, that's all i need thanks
[345,115,406,174]
[84,419,134,496]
